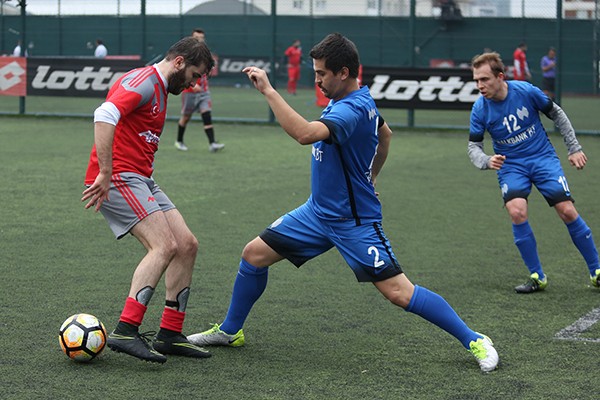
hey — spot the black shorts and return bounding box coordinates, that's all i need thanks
[542,77,555,93]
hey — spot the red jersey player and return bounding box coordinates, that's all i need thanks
[82,37,215,363]
[284,39,302,94]
[175,28,224,153]
[512,42,531,81]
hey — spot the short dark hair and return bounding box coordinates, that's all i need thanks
[165,36,215,71]
[192,28,205,35]
[471,52,505,77]
[309,33,360,78]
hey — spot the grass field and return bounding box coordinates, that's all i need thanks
[2,115,600,400]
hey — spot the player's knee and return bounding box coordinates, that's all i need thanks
[179,115,190,126]
[509,212,527,224]
[174,233,198,260]
[555,202,579,223]
[376,281,412,308]
[241,238,273,267]
[241,241,258,263]
[506,202,528,223]
[385,290,412,309]
[201,111,212,126]
[158,238,179,262]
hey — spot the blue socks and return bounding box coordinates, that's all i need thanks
[220,259,269,335]
[406,285,480,349]
[566,216,599,275]
[513,221,544,279]
[511,217,599,278]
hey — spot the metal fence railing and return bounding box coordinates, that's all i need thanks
[1,0,599,132]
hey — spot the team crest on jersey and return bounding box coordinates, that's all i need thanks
[368,108,377,120]
[516,106,529,121]
[151,102,160,117]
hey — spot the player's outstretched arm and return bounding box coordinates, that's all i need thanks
[243,66,329,145]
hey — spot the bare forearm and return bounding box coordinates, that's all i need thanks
[263,88,318,144]
[372,123,391,179]
[94,122,115,175]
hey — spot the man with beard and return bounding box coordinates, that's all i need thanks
[188,33,499,373]
[82,37,215,363]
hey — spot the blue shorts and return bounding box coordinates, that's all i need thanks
[259,202,403,282]
[498,153,573,206]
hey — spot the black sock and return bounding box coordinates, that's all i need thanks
[114,321,137,335]
[177,124,186,142]
[157,327,180,339]
[205,128,215,144]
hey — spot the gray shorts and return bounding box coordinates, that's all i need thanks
[98,172,175,239]
[181,91,212,115]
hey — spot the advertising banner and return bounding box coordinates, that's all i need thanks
[0,57,27,97]
[362,66,480,110]
[26,57,143,97]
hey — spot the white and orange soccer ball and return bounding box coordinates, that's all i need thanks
[59,313,107,362]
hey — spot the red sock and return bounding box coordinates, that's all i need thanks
[119,297,147,327]
[160,307,185,333]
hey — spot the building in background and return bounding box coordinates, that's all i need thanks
[564,0,598,19]
[5,0,598,19]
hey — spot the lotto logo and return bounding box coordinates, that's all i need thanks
[370,74,479,104]
[0,58,27,96]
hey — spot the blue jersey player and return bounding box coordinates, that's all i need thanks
[188,33,498,372]
[469,52,599,293]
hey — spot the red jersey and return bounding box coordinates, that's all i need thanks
[284,45,302,67]
[85,65,168,184]
[513,48,528,81]
[183,75,209,94]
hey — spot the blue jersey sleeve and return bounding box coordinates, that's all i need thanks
[527,83,552,114]
[469,99,485,142]
[319,101,361,145]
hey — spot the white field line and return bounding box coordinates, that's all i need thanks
[555,307,600,342]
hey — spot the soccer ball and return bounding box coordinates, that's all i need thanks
[59,313,107,362]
